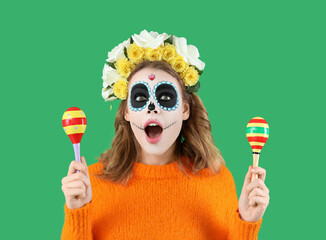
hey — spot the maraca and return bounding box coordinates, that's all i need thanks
[246,117,269,182]
[62,107,87,173]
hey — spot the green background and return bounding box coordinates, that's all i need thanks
[1,0,324,239]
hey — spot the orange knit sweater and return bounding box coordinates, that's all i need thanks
[61,159,263,240]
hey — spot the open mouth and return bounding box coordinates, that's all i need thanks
[145,124,163,138]
[145,124,163,143]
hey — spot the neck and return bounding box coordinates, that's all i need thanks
[139,141,177,165]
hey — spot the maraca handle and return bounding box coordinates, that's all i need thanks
[73,143,81,173]
[251,153,260,182]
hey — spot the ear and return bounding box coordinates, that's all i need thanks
[182,101,190,121]
[124,104,130,122]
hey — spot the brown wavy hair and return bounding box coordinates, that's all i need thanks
[94,60,225,185]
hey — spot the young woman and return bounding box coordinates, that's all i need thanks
[61,30,270,240]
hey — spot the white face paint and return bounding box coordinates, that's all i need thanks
[125,67,190,156]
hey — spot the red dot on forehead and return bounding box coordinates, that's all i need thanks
[148,74,155,80]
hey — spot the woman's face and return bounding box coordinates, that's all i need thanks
[125,67,190,156]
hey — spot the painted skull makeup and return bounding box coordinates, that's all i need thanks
[129,81,179,112]
[148,74,155,80]
[125,68,190,156]
[153,81,179,111]
[129,81,151,111]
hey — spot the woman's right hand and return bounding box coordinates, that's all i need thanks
[61,156,92,209]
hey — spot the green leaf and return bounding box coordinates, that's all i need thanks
[130,37,134,44]
[164,34,173,45]
[191,64,203,76]
[107,61,116,69]
[108,93,115,98]
[124,47,129,60]
[186,81,200,93]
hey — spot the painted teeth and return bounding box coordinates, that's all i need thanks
[148,123,159,126]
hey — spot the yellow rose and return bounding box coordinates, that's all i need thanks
[181,66,199,86]
[127,43,145,64]
[145,46,163,61]
[114,58,135,78]
[162,44,177,63]
[113,78,128,100]
[170,55,188,73]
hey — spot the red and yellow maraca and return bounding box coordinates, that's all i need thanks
[246,117,269,182]
[62,107,87,173]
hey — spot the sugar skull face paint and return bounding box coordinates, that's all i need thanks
[129,81,151,111]
[125,67,190,156]
[129,80,179,112]
[153,81,179,111]
[148,73,155,80]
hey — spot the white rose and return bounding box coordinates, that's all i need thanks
[106,38,130,63]
[132,29,170,49]
[172,35,205,71]
[102,63,120,88]
[102,87,117,101]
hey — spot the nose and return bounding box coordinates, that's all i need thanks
[147,101,159,114]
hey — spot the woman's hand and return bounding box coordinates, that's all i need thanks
[61,156,92,209]
[238,165,270,222]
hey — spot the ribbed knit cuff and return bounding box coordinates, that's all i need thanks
[232,208,263,240]
[63,202,92,238]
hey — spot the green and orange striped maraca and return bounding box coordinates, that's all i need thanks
[246,117,269,182]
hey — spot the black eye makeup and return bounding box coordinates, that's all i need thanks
[153,81,179,111]
[129,81,179,112]
[129,82,151,111]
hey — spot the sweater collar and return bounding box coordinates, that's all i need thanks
[132,158,185,179]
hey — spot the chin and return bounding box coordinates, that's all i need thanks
[142,146,168,155]
[141,136,177,156]
[142,143,172,156]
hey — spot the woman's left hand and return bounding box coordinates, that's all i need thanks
[238,165,270,222]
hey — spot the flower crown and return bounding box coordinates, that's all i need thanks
[101,30,205,102]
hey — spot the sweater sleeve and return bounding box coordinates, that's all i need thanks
[223,166,263,240]
[229,207,263,240]
[61,201,93,240]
